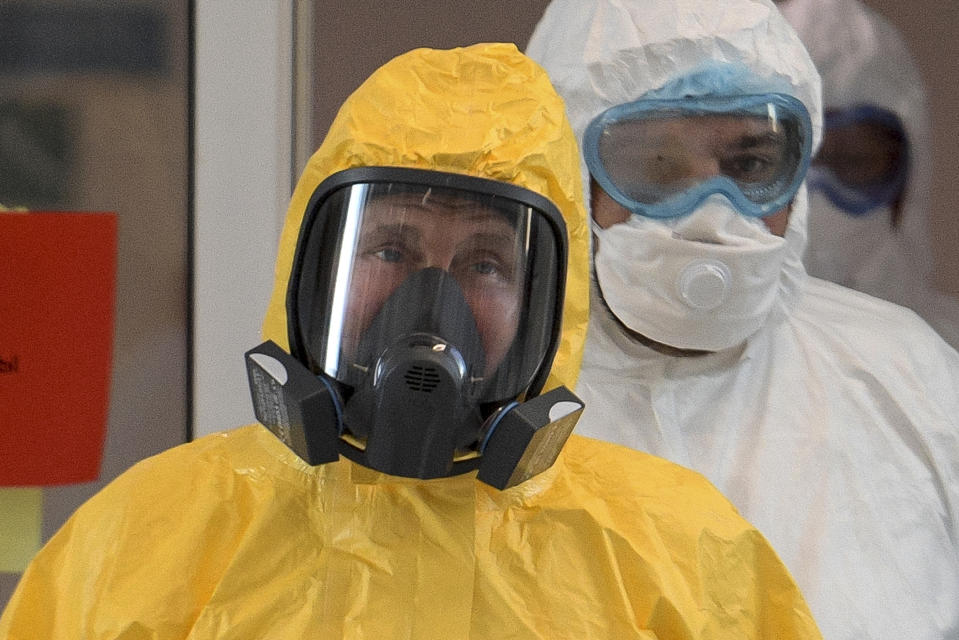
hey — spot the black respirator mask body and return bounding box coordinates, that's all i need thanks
[246,167,583,489]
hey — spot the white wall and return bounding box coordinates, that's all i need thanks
[193,1,293,437]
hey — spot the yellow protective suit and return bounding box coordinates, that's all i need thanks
[0,43,822,639]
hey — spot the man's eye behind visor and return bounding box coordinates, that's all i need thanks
[286,167,568,407]
[584,93,813,219]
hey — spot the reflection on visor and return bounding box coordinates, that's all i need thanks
[288,168,565,406]
[584,94,812,218]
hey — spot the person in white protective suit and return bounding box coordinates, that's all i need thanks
[526,1,959,639]
[776,0,959,349]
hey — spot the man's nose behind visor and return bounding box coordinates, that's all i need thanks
[584,93,813,219]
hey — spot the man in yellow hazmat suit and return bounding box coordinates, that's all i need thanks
[0,44,822,639]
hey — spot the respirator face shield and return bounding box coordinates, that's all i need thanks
[254,167,579,485]
[290,167,565,403]
[584,93,813,219]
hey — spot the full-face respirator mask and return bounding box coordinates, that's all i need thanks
[246,167,583,489]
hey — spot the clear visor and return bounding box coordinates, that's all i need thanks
[584,94,813,218]
[289,170,565,404]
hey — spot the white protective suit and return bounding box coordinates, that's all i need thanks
[527,1,959,639]
[778,0,959,349]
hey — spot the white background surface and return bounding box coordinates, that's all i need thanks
[193,1,293,437]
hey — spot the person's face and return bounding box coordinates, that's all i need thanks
[593,114,792,236]
[344,191,525,372]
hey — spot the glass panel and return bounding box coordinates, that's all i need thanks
[0,0,190,608]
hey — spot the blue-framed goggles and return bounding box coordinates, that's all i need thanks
[584,93,814,219]
[807,104,909,217]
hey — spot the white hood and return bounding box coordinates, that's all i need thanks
[527,0,821,146]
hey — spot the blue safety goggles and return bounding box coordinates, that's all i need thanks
[584,93,813,219]
[807,104,909,216]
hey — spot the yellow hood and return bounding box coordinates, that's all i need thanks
[262,42,589,392]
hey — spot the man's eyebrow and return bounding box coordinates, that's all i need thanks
[465,230,519,246]
[463,231,527,261]
[362,223,421,241]
[734,131,786,149]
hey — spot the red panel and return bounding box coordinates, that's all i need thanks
[0,212,117,485]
